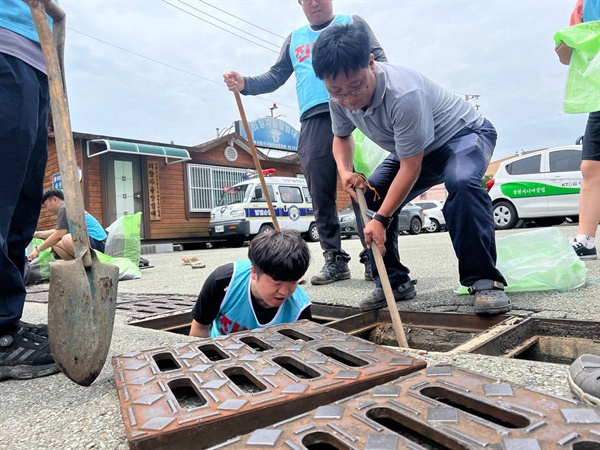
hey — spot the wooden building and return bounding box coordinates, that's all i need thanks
[38,127,350,244]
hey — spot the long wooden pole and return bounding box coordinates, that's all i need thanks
[233,91,280,231]
[356,189,409,348]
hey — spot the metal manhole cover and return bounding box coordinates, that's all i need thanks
[213,365,600,450]
[113,320,425,449]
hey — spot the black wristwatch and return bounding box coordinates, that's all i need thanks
[365,209,392,229]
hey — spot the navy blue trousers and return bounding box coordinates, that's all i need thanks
[364,119,506,289]
[0,53,49,330]
[298,112,348,257]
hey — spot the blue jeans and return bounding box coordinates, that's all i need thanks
[364,119,506,288]
[0,53,49,330]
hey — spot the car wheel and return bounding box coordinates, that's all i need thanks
[306,223,320,242]
[533,217,566,227]
[258,224,275,235]
[226,236,246,248]
[493,201,519,230]
[426,218,440,233]
[409,217,422,235]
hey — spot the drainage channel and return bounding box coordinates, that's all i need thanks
[128,302,600,366]
[212,365,600,450]
[113,320,426,449]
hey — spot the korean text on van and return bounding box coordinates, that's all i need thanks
[487,145,582,230]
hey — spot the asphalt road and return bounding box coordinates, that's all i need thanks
[121,224,600,320]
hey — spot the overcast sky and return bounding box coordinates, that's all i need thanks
[58,0,586,160]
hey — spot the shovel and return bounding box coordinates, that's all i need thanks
[29,1,119,386]
[355,189,409,348]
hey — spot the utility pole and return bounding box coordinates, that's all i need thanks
[269,103,278,117]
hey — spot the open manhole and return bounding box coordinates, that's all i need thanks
[468,317,600,365]
[325,308,510,353]
[130,304,512,354]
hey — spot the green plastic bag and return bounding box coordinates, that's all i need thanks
[105,212,142,267]
[26,238,56,284]
[95,250,141,281]
[554,21,600,113]
[457,228,587,294]
[353,130,388,178]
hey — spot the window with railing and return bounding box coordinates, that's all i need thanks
[187,164,247,212]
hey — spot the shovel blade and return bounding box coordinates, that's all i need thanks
[48,255,119,386]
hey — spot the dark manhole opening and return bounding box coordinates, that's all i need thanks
[573,443,600,450]
[239,336,273,352]
[511,336,600,365]
[420,386,530,429]
[366,407,468,450]
[277,328,314,342]
[316,346,368,367]
[367,324,477,352]
[272,356,320,379]
[168,378,207,410]
[198,344,229,362]
[223,366,267,393]
[152,352,181,372]
[302,432,352,450]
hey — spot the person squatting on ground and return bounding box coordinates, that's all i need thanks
[312,22,511,315]
[0,0,59,381]
[223,0,387,286]
[189,230,312,338]
[556,0,600,260]
[27,188,107,262]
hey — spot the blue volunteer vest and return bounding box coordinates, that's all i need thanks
[210,260,311,337]
[0,0,55,43]
[289,14,353,116]
[583,0,600,22]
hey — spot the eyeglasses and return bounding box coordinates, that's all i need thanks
[300,0,322,5]
[328,85,369,103]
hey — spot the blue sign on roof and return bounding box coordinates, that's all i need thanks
[235,117,299,152]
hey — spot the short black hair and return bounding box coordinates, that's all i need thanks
[248,229,310,282]
[312,22,371,80]
[42,188,64,204]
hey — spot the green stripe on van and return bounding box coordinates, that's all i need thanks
[500,182,580,198]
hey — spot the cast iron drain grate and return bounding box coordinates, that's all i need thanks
[113,320,425,449]
[213,365,600,449]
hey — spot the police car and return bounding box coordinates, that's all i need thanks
[208,175,318,246]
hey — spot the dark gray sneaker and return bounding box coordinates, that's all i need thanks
[0,324,60,381]
[359,249,374,282]
[310,252,351,285]
[568,354,600,407]
[359,279,417,311]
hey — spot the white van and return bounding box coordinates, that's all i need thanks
[208,176,319,246]
[488,145,583,230]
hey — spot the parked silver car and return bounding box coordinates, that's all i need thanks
[414,200,447,232]
[339,202,428,236]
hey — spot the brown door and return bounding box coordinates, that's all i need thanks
[105,154,145,238]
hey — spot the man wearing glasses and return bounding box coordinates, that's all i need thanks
[224,0,386,286]
[312,23,511,315]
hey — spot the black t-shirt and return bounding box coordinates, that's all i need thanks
[192,263,312,326]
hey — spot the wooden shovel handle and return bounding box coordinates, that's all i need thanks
[233,91,280,231]
[30,2,92,267]
[356,189,409,348]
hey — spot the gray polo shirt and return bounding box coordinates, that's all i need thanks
[331,62,484,159]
